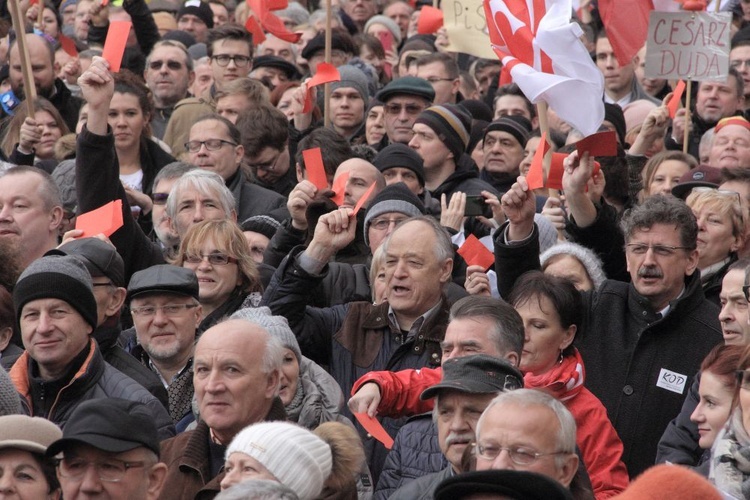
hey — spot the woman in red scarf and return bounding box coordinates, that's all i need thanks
[508,271,629,499]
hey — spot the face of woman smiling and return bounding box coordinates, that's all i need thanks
[278,348,300,406]
[514,295,576,375]
[0,448,59,500]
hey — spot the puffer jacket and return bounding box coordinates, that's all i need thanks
[387,466,453,500]
[9,339,174,440]
[288,356,347,429]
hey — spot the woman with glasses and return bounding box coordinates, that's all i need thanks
[508,271,629,499]
[685,188,745,304]
[173,220,263,333]
[709,345,750,497]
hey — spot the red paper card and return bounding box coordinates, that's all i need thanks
[352,183,376,216]
[266,0,287,9]
[668,79,686,119]
[303,63,340,113]
[302,147,328,191]
[261,11,301,42]
[75,200,124,238]
[376,30,393,53]
[101,0,109,6]
[354,413,394,449]
[58,34,78,57]
[576,130,617,157]
[525,132,549,190]
[244,16,266,44]
[547,153,567,190]
[457,234,494,271]
[101,21,131,72]
[417,6,443,34]
[331,172,349,206]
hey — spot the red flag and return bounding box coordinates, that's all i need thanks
[244,16,266,44]
[598,0,654,67]
[417,6,443,35]
[525,132,549,190]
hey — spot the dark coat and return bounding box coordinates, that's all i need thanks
[226,168,288,223]
[387,464,453,500]
[656,373,703,466]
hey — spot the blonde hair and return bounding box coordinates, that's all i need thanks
[686,188,744,239]
[640,151,697,201]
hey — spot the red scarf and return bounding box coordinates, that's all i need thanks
[524,348,585,403]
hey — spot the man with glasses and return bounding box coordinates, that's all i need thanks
[731,41,750,113]
[374,76,435,148]
[45,398,168,500]
[164,25,254,156]
[474,389,579,490]
[127,265,202,432]
[496,155,723,477]
[186,114,286,222]
[8,255,174,438]
[144,41,195,140]
[415,53,461,105]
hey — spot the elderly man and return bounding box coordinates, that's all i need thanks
[263,214,454,480]
[376,76,435,147]
[481,116,532,196]
[495,155,723,476]
[256,34,298,64]
[474,389,579,490]
[0,166,63,269]
[340,0,378,31]
[159,315,285,499]
[127,265,202,432]
[165,169,237,240]
[8,255,174,438]
[144,41,195,139]
[707,116,750,170]
[667,70,745,159]
[176,0,214,43]
[388,355,524,500]
[187,115,286,222]
[45,399,168,500]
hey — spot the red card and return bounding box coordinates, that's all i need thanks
[330,172,349,206]
[244,16,266,44]
[376,30,393,53]
[354,413,394,449]
[266,0,287,9]
[352,183,376,216]
[302,147,328,191]
[75,200,124,238]
[303,63,340,113]
[58,34,78,57]
[417,6,443,34]
[457,234,494,271]
[525,132,549,190]
[261,11,301,42]
[547,153,567,190]
[667,79,686,119]
[101,21,131,72]
[576,130,617,157]
[101,0,109,6]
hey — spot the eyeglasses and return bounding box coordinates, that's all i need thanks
[130,303,198,317]
[211,54,252,67]
[184,252,238,266]
[370,217,407,231]
[92,281,115,288]
[731,59,750,70]
[624,243,692,257]
[184,139,237,153]
[56,457,147,482]
[475,443,569,466]
[742,283,750,301]
[424,77,454,83]
[148,60,184,71]
[737,370,750,390]
[151,192,169,206]
[384,103,425,116]
[248,151,283,172]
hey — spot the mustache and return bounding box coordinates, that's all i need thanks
[445,433,474,447]
[638,267,663,279]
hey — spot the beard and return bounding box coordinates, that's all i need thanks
[13,80,55,101]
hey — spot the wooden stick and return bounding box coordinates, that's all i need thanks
[536,101,565,241]
[323,0,332,128]
[714,0,721,13]
[683,78,692,154]
[8,0,36,118]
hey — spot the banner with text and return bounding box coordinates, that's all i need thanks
[443,0,495,59]
[645,11,731,81]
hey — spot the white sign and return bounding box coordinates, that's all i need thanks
[443,0,495,59]
[645,11,731,81]
[656,368,688,395]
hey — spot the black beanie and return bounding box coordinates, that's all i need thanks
[176,0,214,29]
[604,103,626,146]
[13,255,98,330]
[468,119,489,155]
[373,143,425,187]
[363,183,426,246]
[459,99,493,122]
[484,116,531,148]
[414,104,472,160]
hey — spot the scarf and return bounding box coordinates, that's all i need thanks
[710,408,750,499]
[284,379,305,421]
[523,348,585,403]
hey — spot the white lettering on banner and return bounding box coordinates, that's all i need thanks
[656,368,688,395]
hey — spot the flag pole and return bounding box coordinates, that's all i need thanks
[8,0,36,119]
[323,0,332,128]
[682,80,691,154]
[536,101,565,241]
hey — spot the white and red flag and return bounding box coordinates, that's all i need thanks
[484,0,604,136]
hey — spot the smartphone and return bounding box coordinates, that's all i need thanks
[464,195,487,217]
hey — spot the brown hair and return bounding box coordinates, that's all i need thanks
[1,98,70,157]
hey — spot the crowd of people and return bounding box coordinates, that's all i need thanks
[3,0,750,498]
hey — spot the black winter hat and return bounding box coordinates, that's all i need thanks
[176,0,214,29]
[484,115,532,148]
[415,104,472,160]
[373,143,425,187]
[363,183,426,246]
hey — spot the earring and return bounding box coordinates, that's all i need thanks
[558,349,564,364]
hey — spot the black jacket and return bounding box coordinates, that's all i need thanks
[655,373,703,467]
[226,168,288,222]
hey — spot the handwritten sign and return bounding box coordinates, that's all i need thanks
[645,12,730,81]
[442,0,494,59]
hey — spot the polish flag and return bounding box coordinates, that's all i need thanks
[484,0,604,136]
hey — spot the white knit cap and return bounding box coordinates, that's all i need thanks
[225,422,332,500]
